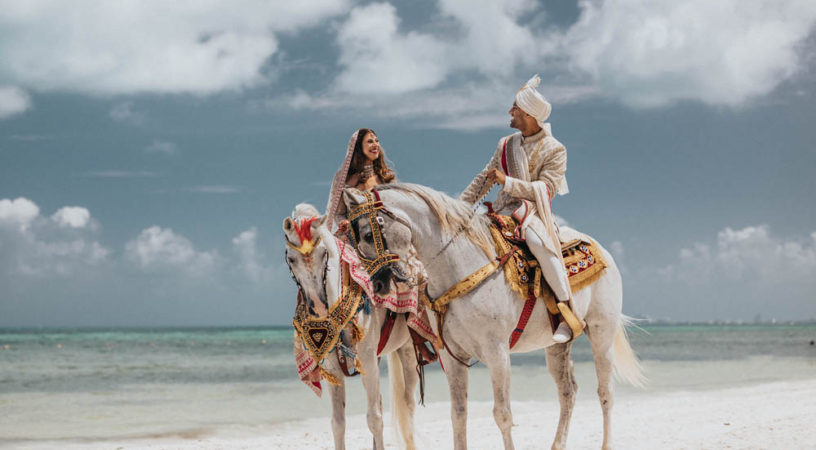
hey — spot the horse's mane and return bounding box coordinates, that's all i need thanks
[377,183,495,259]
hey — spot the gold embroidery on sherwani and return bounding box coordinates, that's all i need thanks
[526,139,546,181]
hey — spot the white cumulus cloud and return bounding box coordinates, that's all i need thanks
[622,225,816,321]
[125,226,219,276]
[51,207,92,229]
[0,0,350,96]
[661,225,816,284]
[0,198,108,277]
[0,85,31,119]
[436,0,543,76]
[287,0,816,130]
[0,197,40,230]
[333,0,551,96]
[563,0,816,107]
[232,227,276,282]
[334,3,450,94]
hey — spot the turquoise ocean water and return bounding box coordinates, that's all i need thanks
[1,325,815,444]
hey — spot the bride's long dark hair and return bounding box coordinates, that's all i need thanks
[349,128,395,184]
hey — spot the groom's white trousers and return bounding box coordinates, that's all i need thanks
[523,220,572,303]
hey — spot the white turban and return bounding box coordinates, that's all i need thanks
[514,74,551,128]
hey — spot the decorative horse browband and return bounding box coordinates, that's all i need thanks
[286,216,322,257]
[286,235,322,255]
[346,190,400,276]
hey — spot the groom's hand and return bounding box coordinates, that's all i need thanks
[487,168,506,186]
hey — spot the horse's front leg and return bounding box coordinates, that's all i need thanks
[327,379,347,450]
[483,344,514,449]
[442,348,470,450]
[545,342,577,450]
[359,336,385,449]
[394,342,419,450]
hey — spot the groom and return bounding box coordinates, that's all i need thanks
[460,75,579,343]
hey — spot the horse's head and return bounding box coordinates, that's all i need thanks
[283,203,339,314]
[340,189,414,296]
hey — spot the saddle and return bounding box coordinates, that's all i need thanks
[488,213,607,295]
[487,213,607,341]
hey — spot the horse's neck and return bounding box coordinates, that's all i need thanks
[318,226,343,308]
[387,191,491,298]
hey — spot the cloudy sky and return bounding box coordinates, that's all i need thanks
[1,0,815,327]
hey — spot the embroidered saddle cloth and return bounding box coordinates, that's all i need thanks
[487,214,607,305]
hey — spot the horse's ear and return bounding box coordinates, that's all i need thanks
[282,217,297,242]
[310,215,323,236]
[342,188,366,212]
[334,194,348,218]
[318,214,328,227]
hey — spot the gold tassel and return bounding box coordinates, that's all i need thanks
[319,367,341,386]
[351,321,366,344]
[354,357,365,376]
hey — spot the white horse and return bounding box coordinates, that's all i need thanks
[340,185,645,450]
[283,203,420,450]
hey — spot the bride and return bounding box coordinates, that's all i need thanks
[326,128,437,365]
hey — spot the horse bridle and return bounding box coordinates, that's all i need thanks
[284,224,329,313]
[346,190,400,279]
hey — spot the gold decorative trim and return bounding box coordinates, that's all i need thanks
[293,278,363,364]
[431,261,499,311]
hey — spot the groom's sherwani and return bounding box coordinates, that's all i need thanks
[460,124,568,257]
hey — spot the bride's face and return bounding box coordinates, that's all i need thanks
[360,132,380,162]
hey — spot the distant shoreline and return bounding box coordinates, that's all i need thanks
[2,321,815,333]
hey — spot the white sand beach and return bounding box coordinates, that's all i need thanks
[11,378,815,450]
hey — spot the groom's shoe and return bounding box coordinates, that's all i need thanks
[552,321,573,344]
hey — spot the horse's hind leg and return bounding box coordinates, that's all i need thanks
[545,342,577,450]
[328,381,346,450]
[586,320,618,450]
[485,346,515,449]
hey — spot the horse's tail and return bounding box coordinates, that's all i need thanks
[388,350,416,449]
[612,315,647,388]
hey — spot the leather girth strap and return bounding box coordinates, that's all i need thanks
[508,287,537,349]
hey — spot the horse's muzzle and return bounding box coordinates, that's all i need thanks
[371,266,393,295]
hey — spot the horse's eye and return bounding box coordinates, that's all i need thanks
[287,256,296,264]
[364,232,373,241]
